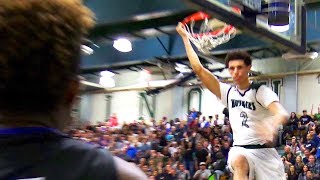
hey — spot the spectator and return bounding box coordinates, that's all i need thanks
[285,152,296,165]
[177,163,191,180]
[212,152,227,180]
[299,110,313,136]
[290,136,301,155]
[303,149,311,164]
[287,112,299,135]
[298,165,309,180]
[311,104,320,123]
[188,108,198,125]
[306,155,320,179]
[301,133,317,155]
[294,155,305,175]
[193,162,211,180]
[108,113,119,127]
[306,170,314,180]
[195,142,209,169]
[287,165,298,180]
[183,141,195,176]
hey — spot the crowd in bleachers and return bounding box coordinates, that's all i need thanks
[69,107,320,180]
[281,108,320,179]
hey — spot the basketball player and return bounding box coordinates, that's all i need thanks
[176,22,289,179]
[0,1,147,179]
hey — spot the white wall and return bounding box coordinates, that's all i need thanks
[171,87,185,120]
[80,94,106,124]
[298,74,320,113]
[155,89,174,120]
[201,88,225,117]
[110,91,140,124]
[282,75,298,113]
[80,72,320,124]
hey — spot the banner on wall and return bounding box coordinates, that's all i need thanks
[257,79,283,99]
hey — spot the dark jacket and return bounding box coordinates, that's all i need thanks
[0,127,117,180]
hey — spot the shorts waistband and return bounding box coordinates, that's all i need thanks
[233,144,273,149]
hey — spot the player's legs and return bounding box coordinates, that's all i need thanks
[229,147,285,180]
[231,155,249,180]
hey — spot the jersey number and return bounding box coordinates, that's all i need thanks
[240,112,249,128]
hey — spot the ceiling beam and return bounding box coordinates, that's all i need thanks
[89,10,196,39]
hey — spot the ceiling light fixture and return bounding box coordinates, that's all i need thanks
[81,45,94,55]
[282,51,319,60]
[100,70,115,77]
[99,76,115,88]
[99,70,116,88]
[113,38,132,52]
[270,24,290,32]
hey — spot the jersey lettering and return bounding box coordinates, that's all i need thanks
[231,99,256,111]
[240,112,249,128]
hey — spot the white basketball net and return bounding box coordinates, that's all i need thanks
[184,17,237,54]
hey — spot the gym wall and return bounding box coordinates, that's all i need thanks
[79,73,320,124]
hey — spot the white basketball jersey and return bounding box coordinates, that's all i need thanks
[219,82,279,146]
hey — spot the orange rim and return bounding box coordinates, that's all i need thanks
[182,7,240,38]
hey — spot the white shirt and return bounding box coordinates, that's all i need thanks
[220,82,279,146]
[169,146,178,156]
[200,121,208,128]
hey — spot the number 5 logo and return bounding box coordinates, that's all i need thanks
[240,112,249,128]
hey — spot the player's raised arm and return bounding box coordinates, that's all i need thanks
[176,22,222,99]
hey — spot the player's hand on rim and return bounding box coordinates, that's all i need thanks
[176,22,188,38]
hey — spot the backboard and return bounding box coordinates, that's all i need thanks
[185,0,306,53]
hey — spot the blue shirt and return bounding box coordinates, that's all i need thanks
[126,146,137,159]
[305,140,316,153]
[316,144,320,159]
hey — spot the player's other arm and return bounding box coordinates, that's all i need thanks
[257,85,289,126]
[176,23,221,99]
[267,102,289,127]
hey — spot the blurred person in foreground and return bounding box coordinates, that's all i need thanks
[0,0,147,179]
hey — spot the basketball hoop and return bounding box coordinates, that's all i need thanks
[182,8,241,54]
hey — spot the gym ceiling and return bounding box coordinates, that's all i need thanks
[80,0,320,93]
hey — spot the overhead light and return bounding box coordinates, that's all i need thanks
[100,70,115,77]
[113,38,132,52]
[175,63,188,68]
[270,24,290,32]
[99,70,116,88]
[311,52,319,59]
[282,51,319,60]
[174,73,184,79]
[99,76,115,88]
[175,63,191,73]
[175,66,192,73]
[81,45,94,55]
